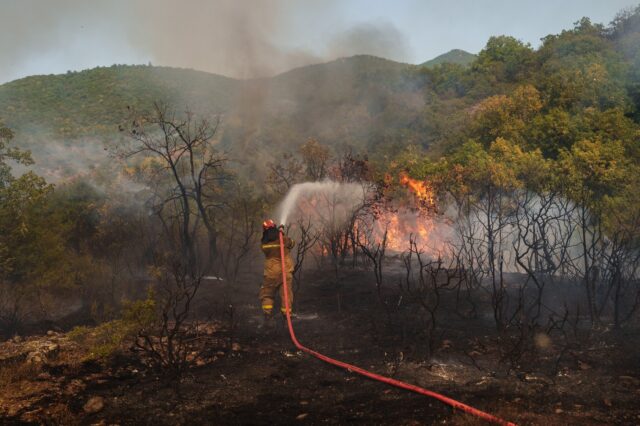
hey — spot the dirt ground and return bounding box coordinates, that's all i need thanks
[1,265,639,425]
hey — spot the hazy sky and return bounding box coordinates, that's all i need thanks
[0,0,636,84]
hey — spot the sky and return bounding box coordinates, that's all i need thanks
[0,0,637,84]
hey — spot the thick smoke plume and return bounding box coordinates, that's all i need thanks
[0,0,412,83]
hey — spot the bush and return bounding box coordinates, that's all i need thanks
[68,294,156,360]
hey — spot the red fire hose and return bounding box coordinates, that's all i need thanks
[277,230,516,425]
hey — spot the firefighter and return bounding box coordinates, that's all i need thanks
[259,219,295,323]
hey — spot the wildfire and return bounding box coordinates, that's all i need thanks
[372,173,442,253]
[373,209,438,253]
[399,172,435,209]
[282,175,445,257]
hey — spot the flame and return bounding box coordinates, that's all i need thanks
[399,172,435,209]
[372,209,438,253]
[369,173,442,254]
[282,175,445,258]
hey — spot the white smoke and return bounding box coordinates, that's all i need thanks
[277,180,369,226]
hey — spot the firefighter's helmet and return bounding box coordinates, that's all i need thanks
[262,219,276,230]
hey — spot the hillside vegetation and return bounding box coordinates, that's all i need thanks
[420,49,477,68]
[0,55,424,158]
[0,66,237,139]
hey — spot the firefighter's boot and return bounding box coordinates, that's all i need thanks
[258,311,276,333]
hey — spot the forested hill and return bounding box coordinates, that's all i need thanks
[2,9,640,168]
[0,55,424,154]
[420,49,477,68]
[0,66,238,139]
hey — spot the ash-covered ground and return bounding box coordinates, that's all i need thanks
[1,263,639,425]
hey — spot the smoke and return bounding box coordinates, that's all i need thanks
[326,21,411,63]
[0,0,413,83]
[277,180,368,226]
[22,140,108,182]
[10,136,147,205]
[126,0,321,79]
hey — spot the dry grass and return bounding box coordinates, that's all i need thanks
[0,360,39,386]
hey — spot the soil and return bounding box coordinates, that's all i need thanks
[1,265,639,425]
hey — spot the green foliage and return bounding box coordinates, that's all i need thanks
[0,120,32,187]
[538,19,629,111]
[558,139,630,213]
[0,122,73,291]
[474,36,534,83]
[0,65,236,140]
[471,84,543,146]
[0,58,425,163]
[69,293,157,359]
[420,49,477,68]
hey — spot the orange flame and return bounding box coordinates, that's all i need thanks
[399,172,435,209]
[373,209,438,253]
[369,173,441,253]
[283,176,444,257]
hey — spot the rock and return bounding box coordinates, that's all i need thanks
[46,330,55,337]
[296,413,308,420]
[22,341,60,366]
[26,351,44,365]
[46,343,60,359]
[231,343,241,352]
[555,408,563,414]
[83,396,105,414]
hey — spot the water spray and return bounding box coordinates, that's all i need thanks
[277,180,366,226]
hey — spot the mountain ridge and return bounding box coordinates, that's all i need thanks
[0,55,428,166]
[420,49,477,68]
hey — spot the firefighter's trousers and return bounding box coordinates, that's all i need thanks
[260,257,293,315]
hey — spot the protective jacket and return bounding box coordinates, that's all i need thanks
[259,229,295,315]
[261,231,295,259]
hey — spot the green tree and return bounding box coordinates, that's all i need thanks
[474,36,534,83]
[0,120,77,335]
[558,139,630,324]
[471,84,543,146]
